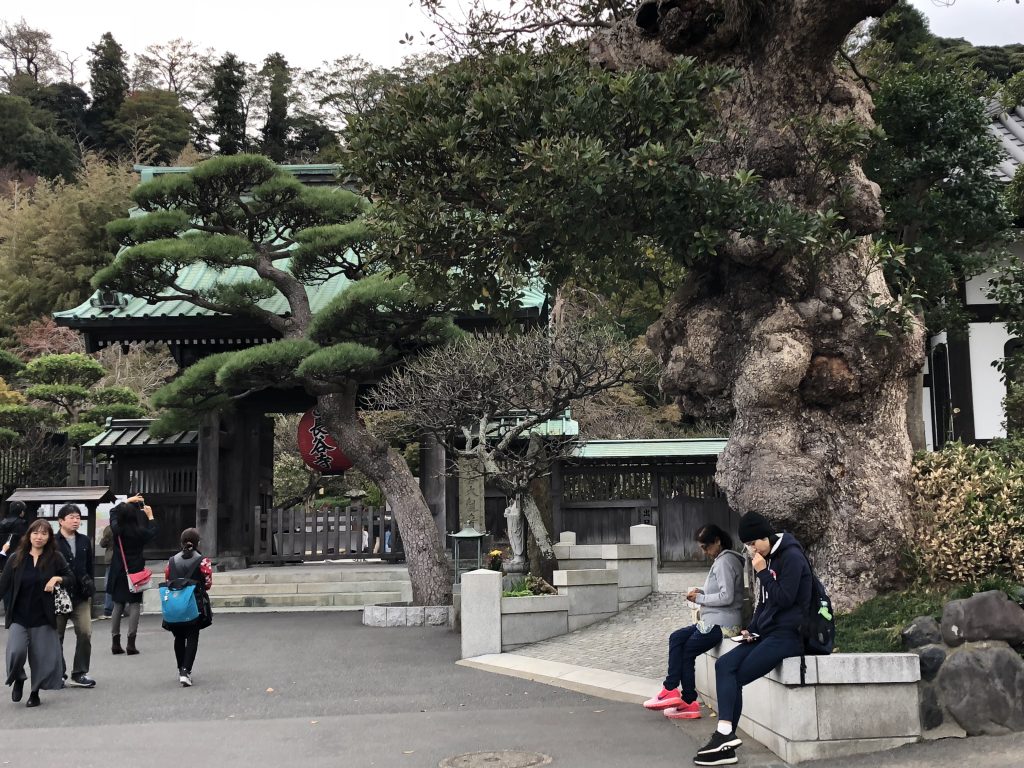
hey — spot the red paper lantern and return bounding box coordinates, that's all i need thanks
[297,408,353,474]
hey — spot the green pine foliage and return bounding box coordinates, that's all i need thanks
[97,154,459,441]
[214,339,320,392]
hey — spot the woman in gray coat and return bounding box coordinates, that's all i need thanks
[643,524,745,719]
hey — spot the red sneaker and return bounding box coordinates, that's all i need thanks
[643,688,683,710]
[664,699,702,719]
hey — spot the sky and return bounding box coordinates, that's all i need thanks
[3,0,1022,72]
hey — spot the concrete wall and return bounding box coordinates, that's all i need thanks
[461,526,657,657]
[695,642,921,763]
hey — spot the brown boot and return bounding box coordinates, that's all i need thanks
[126,633,139,655]
[112,634,124,655]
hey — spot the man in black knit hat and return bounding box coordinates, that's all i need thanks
[692,511,812,767]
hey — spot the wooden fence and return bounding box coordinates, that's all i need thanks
[252,505,402,564]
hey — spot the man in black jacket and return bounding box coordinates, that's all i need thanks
[0,501,29,571]
[693,511,811,767]
[55,504,96,688]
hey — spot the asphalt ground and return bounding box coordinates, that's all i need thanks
[0,612,784,768]
[0,611,1019,768]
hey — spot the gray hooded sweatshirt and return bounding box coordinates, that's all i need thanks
[694,549,745,629]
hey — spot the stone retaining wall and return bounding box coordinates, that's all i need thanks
[461,525,657,657]
[695,641,922,763]
[362,604,453,628]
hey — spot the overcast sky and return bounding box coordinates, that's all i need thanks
[4,0,1022,72]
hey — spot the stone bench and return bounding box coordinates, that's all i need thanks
[695,642,922,763]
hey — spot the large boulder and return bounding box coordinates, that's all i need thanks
[940,591,1024,647]
[935,641,1024,735]
[902,615,942,649]
[914,644,946,682]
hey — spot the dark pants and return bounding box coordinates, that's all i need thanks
[56,599,92,676]
[172,628,201,672]
[664,624,722,702]
[714,631,804,725]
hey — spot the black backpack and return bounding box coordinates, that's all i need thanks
[799,566,836,685]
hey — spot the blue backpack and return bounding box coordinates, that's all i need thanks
[159,555,202,625]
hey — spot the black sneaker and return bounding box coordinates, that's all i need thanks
[696,731,742,755]
[694,747,737,766]
[68,674,96,688]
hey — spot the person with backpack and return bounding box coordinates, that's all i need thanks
[693,511,812,767]
[644,524,745,720]
[161,528,213,687]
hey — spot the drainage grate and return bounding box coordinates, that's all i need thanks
[439,751,553,768]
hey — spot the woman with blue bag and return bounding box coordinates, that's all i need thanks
[160,528,213,687]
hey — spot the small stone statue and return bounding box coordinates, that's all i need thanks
[503,498,527,573]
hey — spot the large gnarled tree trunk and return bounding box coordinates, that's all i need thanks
[591,0,922,609]
[320,389,452,606]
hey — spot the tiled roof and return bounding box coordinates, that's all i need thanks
[989,104,1024,182]
[53,261,353,323]
[82,419,197,450]
[6,486,116,504]
[572,438,727,459]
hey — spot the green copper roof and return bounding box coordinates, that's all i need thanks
[573,438,727,459]
[56,162,546,326]
[54,261,353,323]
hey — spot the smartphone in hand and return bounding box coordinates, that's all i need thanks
[729,633,760,643]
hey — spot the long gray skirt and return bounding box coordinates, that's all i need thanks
[6,623,64,691]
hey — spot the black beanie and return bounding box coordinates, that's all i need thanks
[738,511,774,543]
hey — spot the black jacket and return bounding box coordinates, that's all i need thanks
[747,533,812,637]
[56,531,94,604]
[0,551,75,629]
[0,516,28,554]
[107,504,157,605]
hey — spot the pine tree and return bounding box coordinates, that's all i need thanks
[259,53,291,162]
[86,32,129,150]
[208,52,247,155]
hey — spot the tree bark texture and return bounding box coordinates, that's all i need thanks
[320,390,452,606]
[591,0,922,609]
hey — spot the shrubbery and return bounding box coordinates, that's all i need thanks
[909,441,1024,584]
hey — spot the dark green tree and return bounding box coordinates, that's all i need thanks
[259,53,291,162]
[9,79,90,144]
[350,0,941,607]
[867,63,1010,333]
[0,94,77,180]
[110,90,192,164]
[208,52,248,155]
[94,154,455,605]
[86,32,129,150]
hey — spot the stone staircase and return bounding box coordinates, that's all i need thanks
[140,562,412,613]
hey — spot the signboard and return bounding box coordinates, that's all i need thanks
[297,408,352,475]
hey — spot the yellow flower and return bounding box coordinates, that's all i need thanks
[488,549,503,557]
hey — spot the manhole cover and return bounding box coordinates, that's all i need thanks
[439,751,552,768]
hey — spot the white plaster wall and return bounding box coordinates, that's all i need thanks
[964,269,999,305]
[964,240,1024,306]
[969,322,1014,440]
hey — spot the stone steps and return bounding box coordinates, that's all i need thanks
[138,563,412,613]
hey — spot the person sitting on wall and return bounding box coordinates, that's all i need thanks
[644,524,745,720]
[692,511,811,767]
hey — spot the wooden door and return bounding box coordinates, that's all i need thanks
[658,472,736,562]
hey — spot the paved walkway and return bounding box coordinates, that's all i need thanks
[508,568,705,680]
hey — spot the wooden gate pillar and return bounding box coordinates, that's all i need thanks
[196,411,220,556]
